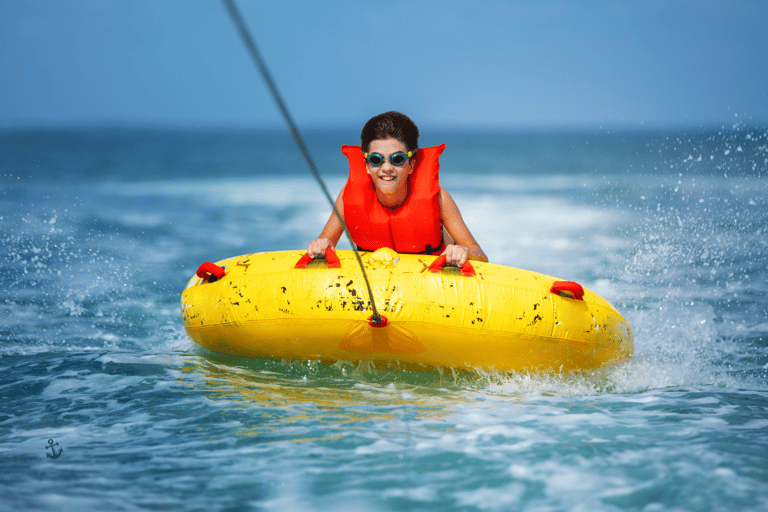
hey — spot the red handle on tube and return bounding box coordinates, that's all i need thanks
[196,262,226,282]
[428,254,476,277]
[294,247,341,269]
[550,281,585,300]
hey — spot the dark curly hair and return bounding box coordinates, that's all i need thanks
[360,111,419,154]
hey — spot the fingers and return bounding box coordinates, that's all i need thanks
[307,238,331,259]
[442,244,469,266]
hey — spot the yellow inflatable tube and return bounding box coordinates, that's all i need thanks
[181,248,633,372]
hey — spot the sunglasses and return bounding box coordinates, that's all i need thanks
[364,151,413,167]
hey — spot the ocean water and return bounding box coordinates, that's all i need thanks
[1,125,767,511]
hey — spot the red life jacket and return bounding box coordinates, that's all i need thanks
[341,143,446,254]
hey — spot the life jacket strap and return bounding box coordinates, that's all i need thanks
[357,236,445,255]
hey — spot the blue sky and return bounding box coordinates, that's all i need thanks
[2,0,767,129]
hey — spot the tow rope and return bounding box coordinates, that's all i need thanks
[220,0,385,326]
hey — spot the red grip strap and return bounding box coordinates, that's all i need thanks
[550,281,585,300]
[368,315,389,327]
[196,262,226,281]
[295,247,341,269]
[428,254,476,277]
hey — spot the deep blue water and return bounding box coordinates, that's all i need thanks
[1,126,767,511]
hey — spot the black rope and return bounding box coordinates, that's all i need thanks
[220,0,383,324]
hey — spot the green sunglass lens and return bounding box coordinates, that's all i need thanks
[390,153,408,166]
[367,153,384,165]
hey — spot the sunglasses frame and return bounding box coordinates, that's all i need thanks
[364,151,413,167]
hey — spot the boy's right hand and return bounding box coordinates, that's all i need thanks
[307,237,332,259]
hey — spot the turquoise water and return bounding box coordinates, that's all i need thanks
[2,126,767,511]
